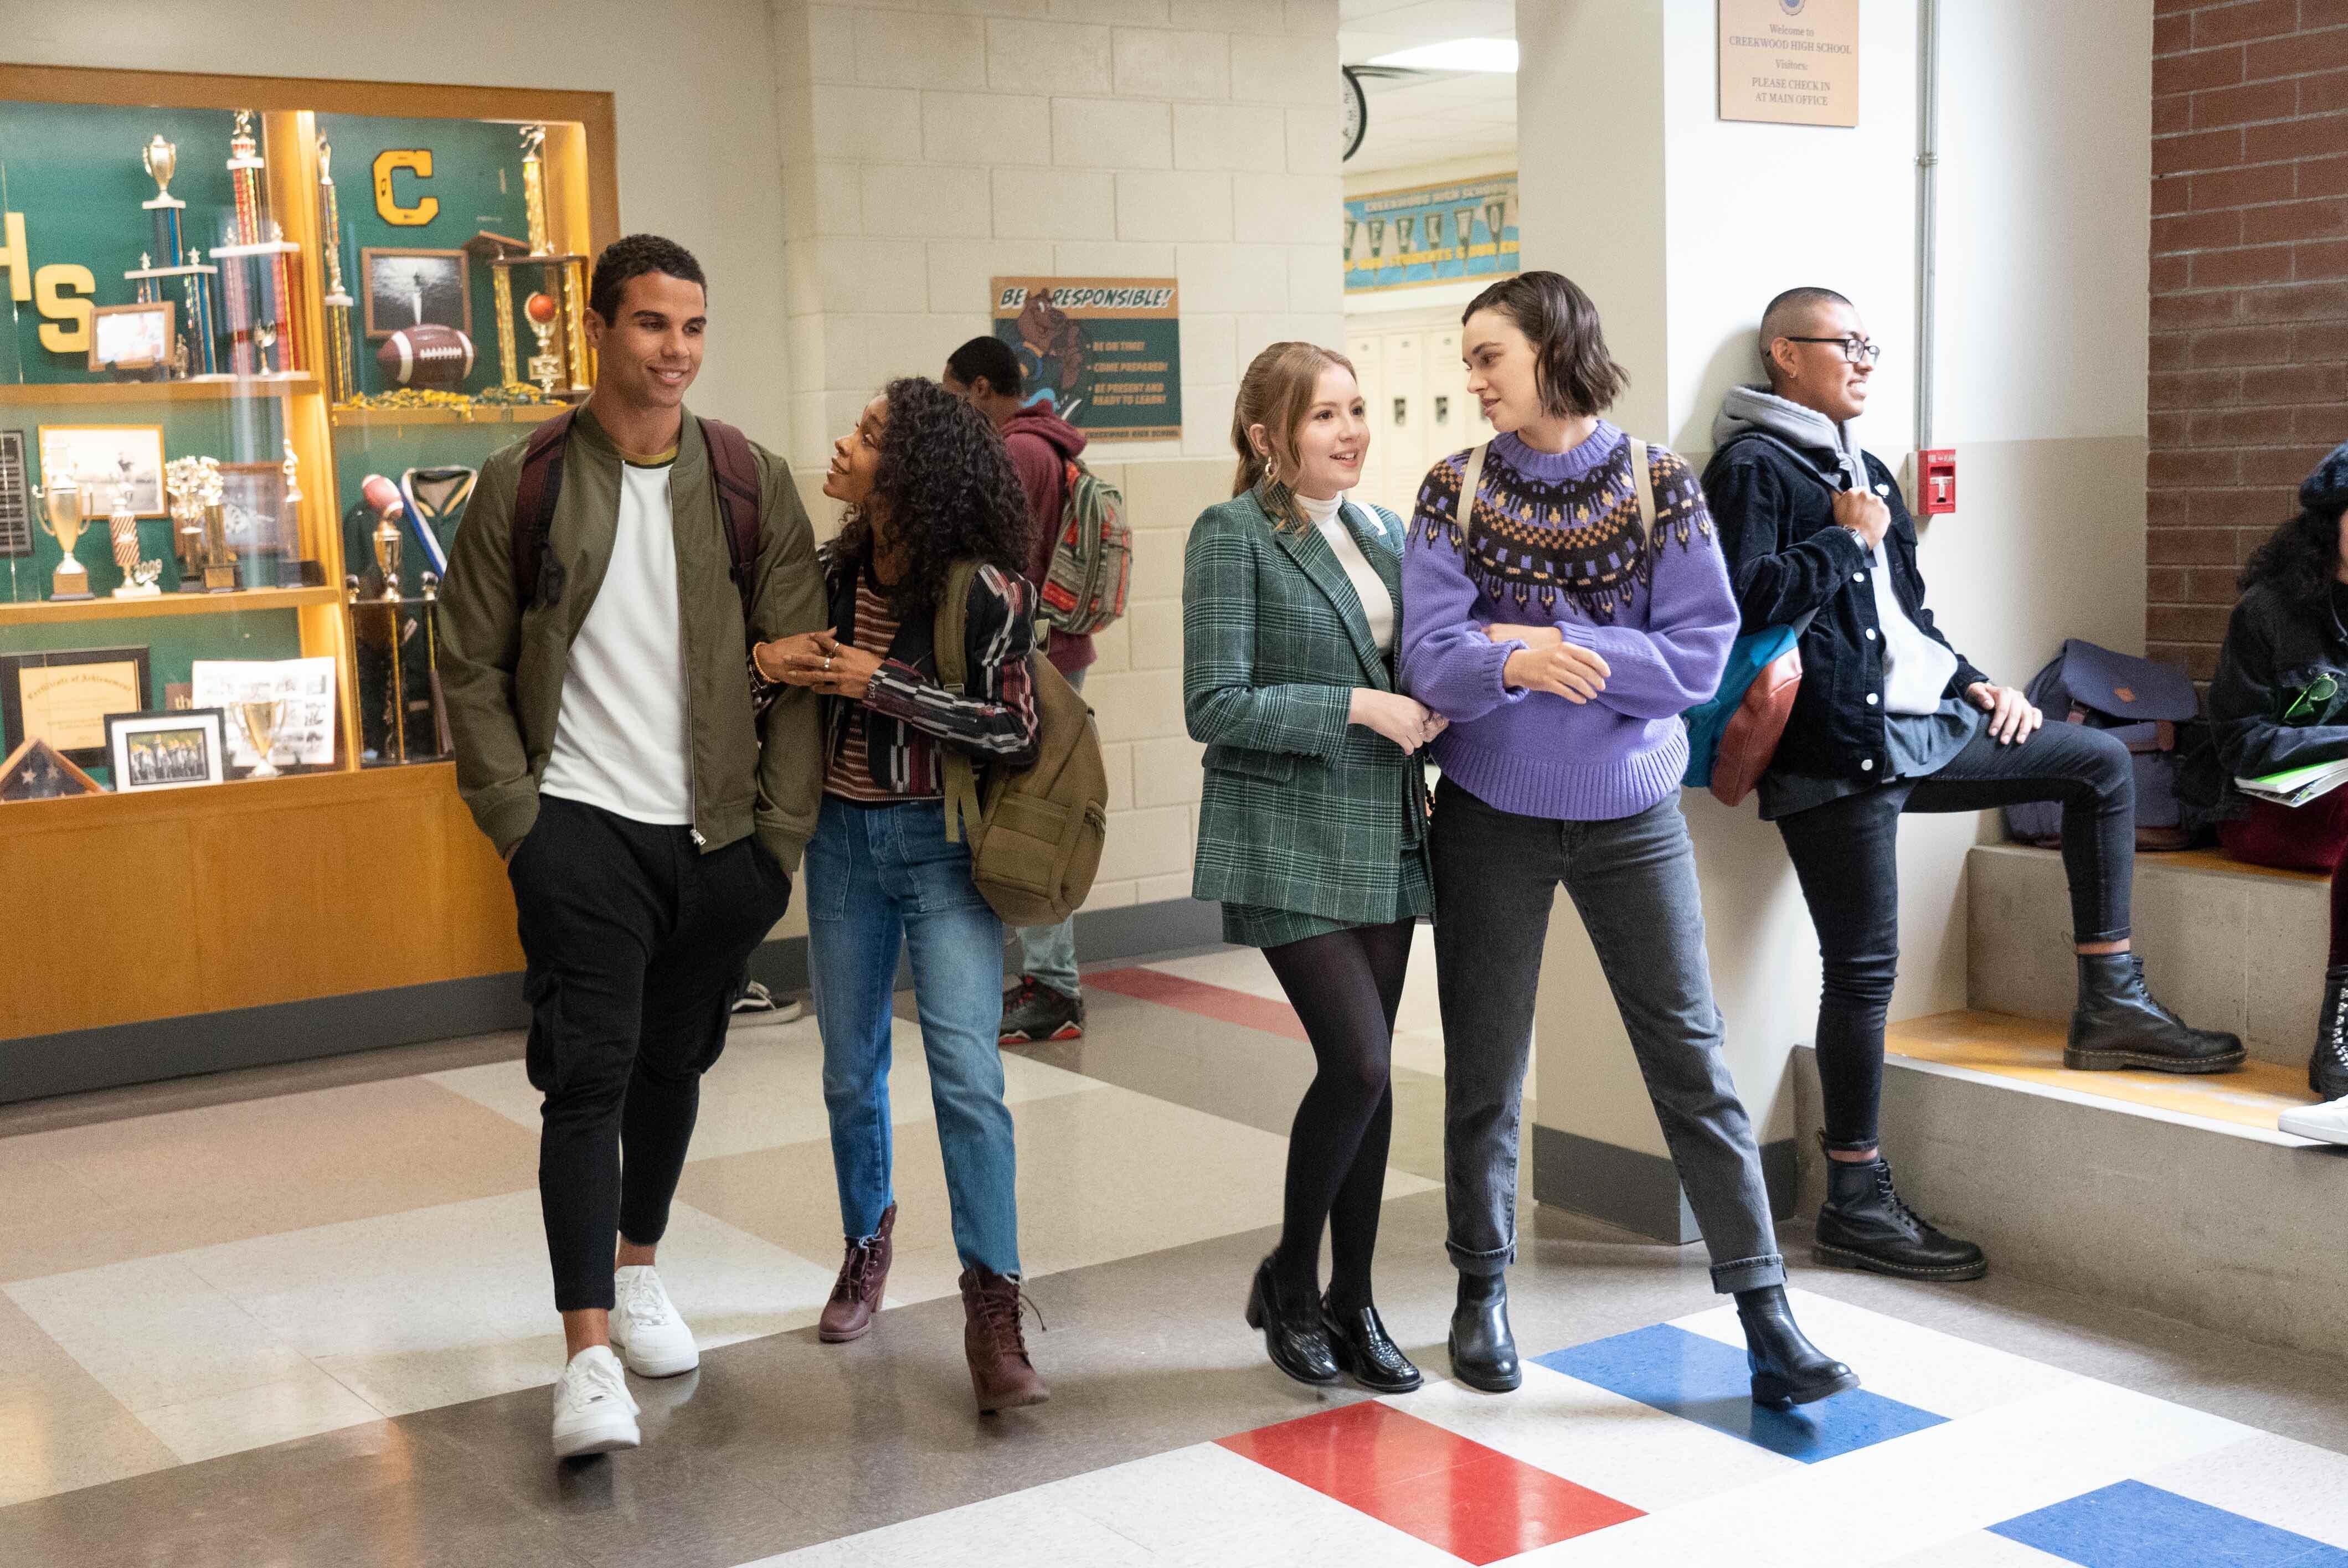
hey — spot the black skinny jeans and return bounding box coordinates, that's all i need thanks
[1775,719,2134,1152]
[1263,919,1414,1312]
[509,795,794,1312]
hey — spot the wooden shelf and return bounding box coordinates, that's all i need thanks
[0,584,340,627]
[331,403,567,430]
[0,374,316,406]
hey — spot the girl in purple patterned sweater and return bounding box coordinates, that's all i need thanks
[1400,271,1855,1410]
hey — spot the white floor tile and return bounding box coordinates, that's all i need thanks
[739,1486,1158,1567]
[1669,1287,2081,1420]
[428,1016,1103,1161]
[2136,1429,2348,1548]
[133,1371,385,1464]
[6,1256,317,1414]
[1392,1359,1800,1514]
[1513,1377,2253,1567]
[1881,1532,2076,1566]
[174,1192,837,1416]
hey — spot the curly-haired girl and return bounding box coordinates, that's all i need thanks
[753,376,1047,1412]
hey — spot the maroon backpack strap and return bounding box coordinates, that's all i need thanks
[509,408,576,607]
[698,416,763,627]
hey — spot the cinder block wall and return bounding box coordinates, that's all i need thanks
[2148,0,2348,681]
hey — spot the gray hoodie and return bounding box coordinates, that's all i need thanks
[1711,383,1868,491]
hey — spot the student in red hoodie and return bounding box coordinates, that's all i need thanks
[945,336,1095,1045]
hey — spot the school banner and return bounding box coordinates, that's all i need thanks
[1343,174,1520,295]
[990,277,1181,442]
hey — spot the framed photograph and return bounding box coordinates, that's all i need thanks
[89,301,176,374]
[0,736,103,801]
[361,247,471,339]
[0,429,28,559]
[189,656,336,771]
[35,424,166,518]
[0,646,151,768]
[217,461,291,555]
[106,708,227,792]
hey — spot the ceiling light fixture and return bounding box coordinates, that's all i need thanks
[1364,37,1518,73]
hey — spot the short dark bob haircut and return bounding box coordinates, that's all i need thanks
[1462,270,1628,420]
[588,234,706,323]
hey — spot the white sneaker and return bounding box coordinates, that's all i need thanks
[609,1265,699,1377]
[551,1345,640,1459]
[2280,1096,2348,1143]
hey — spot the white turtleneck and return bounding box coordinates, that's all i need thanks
[1299,491,1394,653]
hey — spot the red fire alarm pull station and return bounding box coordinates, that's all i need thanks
[1919,448,1956,517]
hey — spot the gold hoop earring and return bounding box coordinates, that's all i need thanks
[1261,454,1281,487]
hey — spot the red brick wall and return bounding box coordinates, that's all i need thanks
[2151,0,2348,680]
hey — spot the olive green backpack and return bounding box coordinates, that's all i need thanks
[934,561,1110,926]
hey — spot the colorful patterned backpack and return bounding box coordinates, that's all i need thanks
[1037,457,1130,637]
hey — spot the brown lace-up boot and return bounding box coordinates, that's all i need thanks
[959,1267,1049,1413]
[817,1203,894,1343]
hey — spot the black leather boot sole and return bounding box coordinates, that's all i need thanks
[1244,1258,1340,1387]
[1752,1363,1862,1409]
[2063,1042,2247,1073]
[1813,1238,1988,1282]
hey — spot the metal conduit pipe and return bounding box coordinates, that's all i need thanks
[1916,0,1941,453]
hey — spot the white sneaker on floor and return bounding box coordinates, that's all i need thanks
[2280,1096,2348,1143]
[609,1265,700,1376]
[551,1345,640,1459]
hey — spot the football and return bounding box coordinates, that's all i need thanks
[376,323,475,388]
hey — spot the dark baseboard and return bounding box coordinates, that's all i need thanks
[0,897,1228,1107]
[1531,1123,1799,1246]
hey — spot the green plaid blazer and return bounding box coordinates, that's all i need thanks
[1183,488,1430,923]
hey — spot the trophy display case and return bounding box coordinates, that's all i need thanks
[0,65,617,1057]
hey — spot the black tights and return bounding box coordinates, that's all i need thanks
[1263,919,1414,1313]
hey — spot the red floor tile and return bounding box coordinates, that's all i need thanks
[1086,967,1310,1041]
[1219,1402,1644,1565]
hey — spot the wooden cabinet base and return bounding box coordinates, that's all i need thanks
[0,762,522,1041]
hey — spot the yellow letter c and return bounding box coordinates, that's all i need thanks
[373,149,439,226]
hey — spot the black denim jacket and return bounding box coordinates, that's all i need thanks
[1703,434,1988,782]
[2205,580,2348,788]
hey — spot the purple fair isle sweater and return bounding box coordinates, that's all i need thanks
[1400,423,1736,822]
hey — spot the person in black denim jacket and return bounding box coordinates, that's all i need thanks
[1706,287,2242,1285]
[2204,443,2348,1132]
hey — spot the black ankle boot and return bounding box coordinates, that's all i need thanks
[1320,1297,1422,1393]
[1814,1139,1987,1282]
[2313,965,2348,1101]
[2066,952,2244,1073]
[1736,1285,1858,1408]
[1448,1272,1519,1392]
[1244,1256,1338,1386]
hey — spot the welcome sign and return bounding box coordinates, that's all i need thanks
[1718,0,1860,128]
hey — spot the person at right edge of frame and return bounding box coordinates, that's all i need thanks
[1704,286,2243,1285]
[440,235,826,1462]
[1404,271,1854,1411]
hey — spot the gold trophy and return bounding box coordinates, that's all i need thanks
[200,500,238,592]
[107,455,161,597]
[163,455,223,592]
[236,695,286,780]
[34,482,94,601]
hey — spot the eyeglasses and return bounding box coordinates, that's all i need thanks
[1782,335,1883,367]
[2285,673,2339,720]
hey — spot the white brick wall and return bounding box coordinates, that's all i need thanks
[771,0,1342,914]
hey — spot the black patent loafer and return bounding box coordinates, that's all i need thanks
[1321,1298,1422,1393]
[1244,1257,1339,1386]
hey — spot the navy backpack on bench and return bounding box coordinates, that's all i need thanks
[2004,638,2199,851]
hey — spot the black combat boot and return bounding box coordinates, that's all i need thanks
[1736,1285,1859,1408]
[2066,952,2244,1073]
[1814,1140,1987,1281]
[1447,1271,1520,1392]
[2313,964,2348,1101]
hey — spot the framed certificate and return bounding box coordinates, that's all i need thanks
[0,646,152,767]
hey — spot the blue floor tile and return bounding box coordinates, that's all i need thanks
[1534,1322,1945,1463]
[1989,1481,2348,1567]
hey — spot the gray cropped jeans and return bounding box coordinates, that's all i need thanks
[1429,780,1786,1295]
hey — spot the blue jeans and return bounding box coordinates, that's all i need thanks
[1014,666,1083,998]
[806,796,1021,1276]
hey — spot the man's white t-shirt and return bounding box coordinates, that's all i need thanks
[539,458,693,823]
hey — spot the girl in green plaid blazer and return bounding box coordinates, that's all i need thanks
[1183,342,1445,1397]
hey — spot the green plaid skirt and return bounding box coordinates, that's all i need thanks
[1219,842,1434,949]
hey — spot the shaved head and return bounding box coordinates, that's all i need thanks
[1759,286,1853,378]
